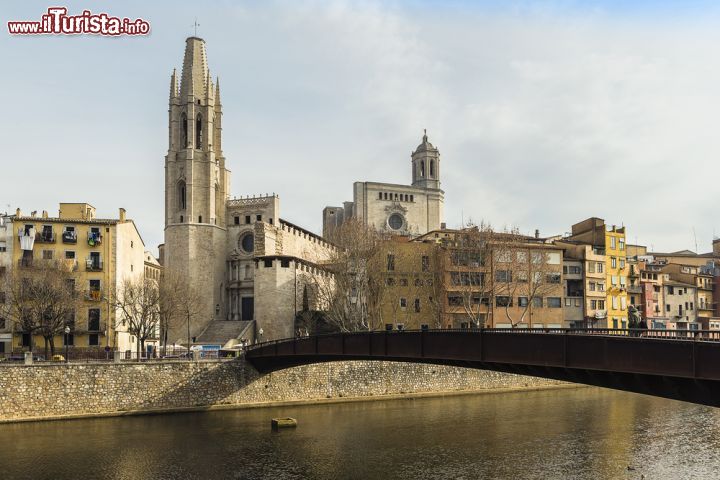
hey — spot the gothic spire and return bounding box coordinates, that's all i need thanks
[179,36,209,98]
[169,68,178,100]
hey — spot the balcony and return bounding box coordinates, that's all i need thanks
[62,231,77,244]
[85,258,103,271]
[87,232,103,246]
[35,230,55,243]
[86,289,103,301]
[627,285,642,294]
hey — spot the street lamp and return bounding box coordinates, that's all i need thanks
[64,326,70,363]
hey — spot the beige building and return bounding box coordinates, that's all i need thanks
[0,204,146,353]
[162,37,335,343]
[555,241,607,327]
[323,130,444,238]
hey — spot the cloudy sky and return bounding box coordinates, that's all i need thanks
[2,0,720,254]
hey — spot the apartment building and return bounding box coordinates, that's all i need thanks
[0,204,147,353]
[565,218,628,328]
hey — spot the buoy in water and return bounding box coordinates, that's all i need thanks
[271,417,298,429]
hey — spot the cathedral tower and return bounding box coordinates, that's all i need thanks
[164,37,230,341]
[411,129,440,190]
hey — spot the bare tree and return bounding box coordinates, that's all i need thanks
[490,232,562,328]
[1,259,80,358]
[156,272,202,354]
[112,278,160,359]
[312,219,388,332]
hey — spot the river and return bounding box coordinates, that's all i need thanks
[1,386,719,479]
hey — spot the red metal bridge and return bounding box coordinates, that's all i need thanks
[245,328,720,407]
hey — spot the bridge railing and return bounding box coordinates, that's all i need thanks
[248,327,720,352]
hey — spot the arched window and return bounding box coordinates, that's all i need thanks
[178,181,186,210]
[181,113,187,147]
[420,162,425,177]
[430,160,434,177]
[196,114,202,148]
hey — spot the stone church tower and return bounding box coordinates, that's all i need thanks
[411,129,440,190]
[163,37,230,339]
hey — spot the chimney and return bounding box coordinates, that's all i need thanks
[441,222,447,230]
[15,208,21,217]
[42,210,48,219]
[119,208,126,222]
[30,211,37,218]
[535,229,540,239]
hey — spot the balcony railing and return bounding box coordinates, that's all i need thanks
[86,289,103,301]
[87,232,102,246]
[35,230,55,243]
[85,259,103,271]
[62,231,78,244]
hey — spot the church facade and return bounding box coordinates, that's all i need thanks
[161,37,334,343]
[323,131,445,238]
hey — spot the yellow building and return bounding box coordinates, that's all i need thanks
[566,218,628,328]
[2,203,147,355]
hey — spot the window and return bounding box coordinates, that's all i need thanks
[198,216,202,223]
[495,270,512,283]
[516,271,528,282]
[378,192,383,200]
[181,112,188,146]
[89,334,99,346]
[590,300,597,310]
[518,297,529,307]
[180,215,184,223]
[610,237,616,249]
[597,262,604,273]
[547,297,562,308]
[598,283,605,292]
[280,259,290,268]
[421,256,430,272]
[619,239,625,250]
[612,297,619,310]
[0,317,5,329]
[234,216,240,225]
[65,251,75,259]
[88,309,100,331]
[620,297,627,310]
[517,251,528,263]
[388,214,404,230]
[430,160,434,177]
[598,300,605,309]
[448,295,463,306]
[531,252,543,264]
[414,278,424,287]
[611,276,618,286]
[400,298,407,309]
[263,259,273,268]
[178,181,187,210]
[399,278,408,287]
[387,254,395,271]
[0,292,5,304]
[620,259,626,269]
[565,298,572,307]
[245,215,251,224]
[667,286,674,295]
[546,273,561,284]
[532,297,543,308]
[611,257,617,268]
[42,250,53,260]
[496,296,512,307]
[386,277,395,286]
[240,233,254,253]
[589,282,596,292]
[588,262,595,273]
[414,298,421,312]
[196,114,202,148]
[256,215,262,222]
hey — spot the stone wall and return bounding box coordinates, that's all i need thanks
[0,359,567,423]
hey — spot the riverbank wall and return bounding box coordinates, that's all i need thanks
[0,359,569,423]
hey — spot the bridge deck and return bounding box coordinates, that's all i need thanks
[246,329,720,407]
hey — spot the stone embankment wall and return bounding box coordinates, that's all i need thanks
[0,359,567,423]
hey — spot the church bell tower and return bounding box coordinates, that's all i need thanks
[411,129,440,190]
[164,37,230,340]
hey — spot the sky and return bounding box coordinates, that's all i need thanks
[2,0,720,255]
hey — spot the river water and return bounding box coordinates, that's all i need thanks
[2,386,719,479]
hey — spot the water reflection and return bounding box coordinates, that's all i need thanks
[1,387,719,479]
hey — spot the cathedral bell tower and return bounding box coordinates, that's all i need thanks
[164,37,230,340]
[411,129,440,190]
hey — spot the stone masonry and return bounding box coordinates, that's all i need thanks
[0,359,567,423]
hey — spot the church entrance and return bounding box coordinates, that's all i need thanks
[241,297,254,320]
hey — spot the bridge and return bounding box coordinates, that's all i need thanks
[245,328,720,407]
